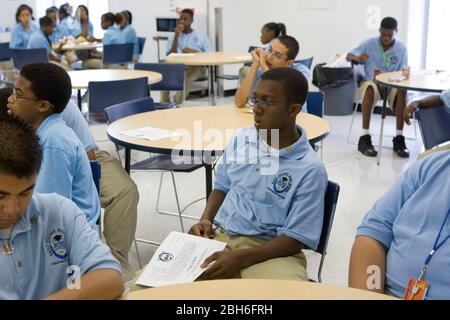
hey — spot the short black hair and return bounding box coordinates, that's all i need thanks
[15,4,34,23]
[0,87,13,117]
[39,16,53,28]
[59,3,70,17]
[0,114,42,178]
[264,22,287,37]
[181,9,194,19]
[102,12,117,24]
[380,17,398,30]
[46,6,57,15]
[260,67,309,107]
[20,63,72,114]
[277,35,300,60]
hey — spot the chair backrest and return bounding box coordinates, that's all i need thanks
[304,181,340,255]
[104,97,156,124]
[306,91,324,118]
[103,43,134,65]
[10,48,48,70]
[88,77,149,114]
[295,57,314,69]
[0,43,11,62]
[89,160,101,194]
[416,106,450,150]
[135,63,185,91]
[138,37,146,55]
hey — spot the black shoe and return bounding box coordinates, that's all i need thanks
[393,135,410,158]
[358,134,378,157]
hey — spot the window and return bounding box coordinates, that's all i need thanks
[426,0,450,70]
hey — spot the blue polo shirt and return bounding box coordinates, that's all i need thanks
[440,89,450,111]
[71,21,94,38]
[122,25,139,56]
[166,29,211,54]
[56,16,79,39]
[9,22,40,48]
[350,37,408,81]
[0,193,121,300]
[214,126,327,249]
[27,30,52,54]
[35,114,101,229]
[356,150,450,299]
[103,25,125,45]
[61,101,98,152]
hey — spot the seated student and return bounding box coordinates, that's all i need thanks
[235,35,311,111]
[5,63,100,230]
[60,100,139,281]
[117,11,139,62]
[0,115,123,300]
[132,68,327,289]
[349,150,450,299]
[27,17,70,70]
[46,6,61,43]
[55,3,78,41]
[239,22,287,82]
[9,4,40,49]
[161,9,212,105]
[346,17,409,158]
[73,5,94,40]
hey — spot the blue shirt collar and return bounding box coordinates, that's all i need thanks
[11,196,41,240]
[37,114,63,137]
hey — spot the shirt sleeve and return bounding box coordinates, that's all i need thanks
[277,164,327,250]
[9,26,23,48]
[202,34,212,52]
[399,44,408,68]
[356,160,420,248]
[214,142,233,194]
[103,31,112,45]
[61,196,122,275]
[440,89,450,111]
[349,40,366,56]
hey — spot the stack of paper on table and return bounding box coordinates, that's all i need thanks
[136,231,226,288]
[121,127,182,141]
[168,53,196,57]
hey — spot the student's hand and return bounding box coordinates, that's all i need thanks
[257,48,269,71]
[358,53,370,63]
[198,250,246,280]
[251,49,261,66]
[183,48,197,53]
[404,101,419,125]
[188,220,215,238]
[175,24,184,35]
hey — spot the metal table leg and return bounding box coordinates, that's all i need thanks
[377,87,388,166]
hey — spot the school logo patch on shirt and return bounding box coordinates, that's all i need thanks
[268,173,293,199]
[46,229,68,261]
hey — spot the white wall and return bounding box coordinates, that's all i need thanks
[0,0,36,30]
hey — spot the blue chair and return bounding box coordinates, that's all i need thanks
[307,91,325,158]
[135,63,185,109]
[295,57,314,69]
[0,43,11,62]
[89,160,101,231]
[416,106,450,150]
[10,48,49,70]
[87,77,148,121]
[304,180,340,283]
[105,98,204,267]
[103,43,134,65]
[138,37,146,56]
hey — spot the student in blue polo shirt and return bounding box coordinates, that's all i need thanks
[346,17,409,158]
[235,35,311,112]
[46,6,62,43]
[6,63,100,230]
[0,115,123,300]
[117,11,139,62]
[55,3,78,40]
[186,68,327,281]
[161,9,212,105]
[9,4,40,49]
[349,150,450,299]
[73,5,94,39]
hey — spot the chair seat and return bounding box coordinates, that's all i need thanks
[131,154,204,172]
[216,74,239,81]
[155,102,176,110]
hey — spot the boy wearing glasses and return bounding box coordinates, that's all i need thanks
[187,68,327,281]
[235,35,311,109]
[6,63,101,231]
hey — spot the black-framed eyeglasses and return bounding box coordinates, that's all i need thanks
[248,96,278,109]
[267,47,288,60]
[11,88,40,102]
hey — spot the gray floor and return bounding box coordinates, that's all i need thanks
[90,94,422,287]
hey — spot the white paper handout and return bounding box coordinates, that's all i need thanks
[136,231,227,288]
[169,53,196,57]
[121,126,182,141]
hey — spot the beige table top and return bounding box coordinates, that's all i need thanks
[107,106,331,154]
[124,279,396,300]
[68,69,163,90]
[60,42,102,51]
[376,70,450,93]
[165,51,252,66]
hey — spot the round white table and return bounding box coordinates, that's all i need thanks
[165,52,252,105]
[60,42,103,51]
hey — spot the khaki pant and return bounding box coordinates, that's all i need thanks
[96,150,139,281]
[0,60,16,83]
[359,80,398,111]
[418,143,450,160]
[160,66,206,105]
[129,230,308,291]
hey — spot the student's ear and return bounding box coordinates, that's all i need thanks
[286,59,295,67]
[289,103,301,117]
[37,101,53,114]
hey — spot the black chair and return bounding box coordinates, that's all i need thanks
[10,48,48,70]
[87,77,148,121]
[416,106,450,150]
[304,180,340,283]
[103,43,134,65]
[135,63,185,109]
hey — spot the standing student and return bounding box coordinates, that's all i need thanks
[346,17,409,158]
[117,11,139,62]
[0,115,123,300]
[161,9,212,105]
[9,4,40,49]
[6,63,100,230]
